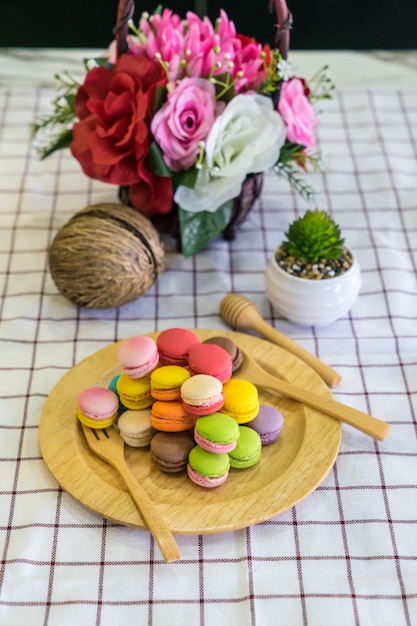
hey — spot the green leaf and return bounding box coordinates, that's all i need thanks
[39,129,73,160]
[212,72,236,102]
[153,85,167,114]
[146,142,172,178]
[178,200,233,258]
[278,141,306,164]
[65,94,76,109]
[172,167,198,190]
[146,142,198,189]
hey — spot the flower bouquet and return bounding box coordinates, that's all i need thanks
[32,0,333,257]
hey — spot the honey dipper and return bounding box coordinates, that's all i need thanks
[220,293,341,388]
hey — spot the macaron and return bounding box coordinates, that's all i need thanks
[203,336,243,372]
[150,431,195,473]
[220,379,259,424]
[117,409,155,447]
[150,365,191,401]
[117,335,159,379]
[108,374,120,395]
[247,404,284,445]
[180,374,224,416]
[187,446,230,488]
[151,400,195,432]
[194,412,240,454]
[77,387,119,429]
[107,374,127,414]
[187,343,233,383]
[116,373,153,410]
[228,426,262,469]
[156,328,200,367]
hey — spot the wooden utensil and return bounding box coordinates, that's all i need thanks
[237,348,390,441]
[220,293,342,388]
[81,424,181,562]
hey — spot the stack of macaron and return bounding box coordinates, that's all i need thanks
[186,412,240,488]
[187,411,265,487]
[150,364,195,433]
[76,327,284,486]
[76,334,160,445]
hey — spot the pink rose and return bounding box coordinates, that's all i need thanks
[232,35,265,93]
[278,78,319,149]
[151,78,218,171]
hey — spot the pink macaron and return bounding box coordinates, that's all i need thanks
[187,343,233,383]
[77,387,119,428]
[156,328,200,367]
[117,335,159,379]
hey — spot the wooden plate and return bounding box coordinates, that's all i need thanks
[38,330,341,534]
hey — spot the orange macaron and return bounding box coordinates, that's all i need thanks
[151,400,195,432]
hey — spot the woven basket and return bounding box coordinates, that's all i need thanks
[114,0,292,250]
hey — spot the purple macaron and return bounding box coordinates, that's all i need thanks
[247,404,284,445]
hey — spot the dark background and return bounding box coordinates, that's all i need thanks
[0,1,416,49]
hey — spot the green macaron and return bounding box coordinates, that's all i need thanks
[228,426,262,469]
[194,412,240,453]
[187,446,230,488]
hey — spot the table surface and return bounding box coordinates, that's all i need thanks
[0,49,416,626]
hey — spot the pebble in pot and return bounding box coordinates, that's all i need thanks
[48,203,165,308]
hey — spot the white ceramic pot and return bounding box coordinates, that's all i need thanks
[264,250,362,327]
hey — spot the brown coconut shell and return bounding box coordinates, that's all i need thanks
[48,203,165,308]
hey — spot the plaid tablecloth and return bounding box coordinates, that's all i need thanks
[1,84,416,626]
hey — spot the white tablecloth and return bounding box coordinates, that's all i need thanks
[0,50,417,625]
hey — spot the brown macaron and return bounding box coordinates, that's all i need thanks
[150,431,195,473]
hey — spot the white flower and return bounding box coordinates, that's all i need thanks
[86,58,100,70]
[277,59,294,81]
[174,94,286,213]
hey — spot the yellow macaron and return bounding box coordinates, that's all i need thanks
[116,373,153,410]
[150,365,191,401]
[220,379,259,424]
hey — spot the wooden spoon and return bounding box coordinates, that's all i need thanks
[220,293,341,388]
[236,348,390,441]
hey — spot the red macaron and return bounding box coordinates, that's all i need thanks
[156,328,200,367]
[187,343,233,383]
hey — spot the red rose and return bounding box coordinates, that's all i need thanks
[70,55,173,215]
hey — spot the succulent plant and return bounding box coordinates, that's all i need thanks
[282,209,345,263]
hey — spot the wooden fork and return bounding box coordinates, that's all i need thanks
[81,424,181,562]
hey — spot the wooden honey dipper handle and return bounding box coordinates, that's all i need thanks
[220,293,342,388]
